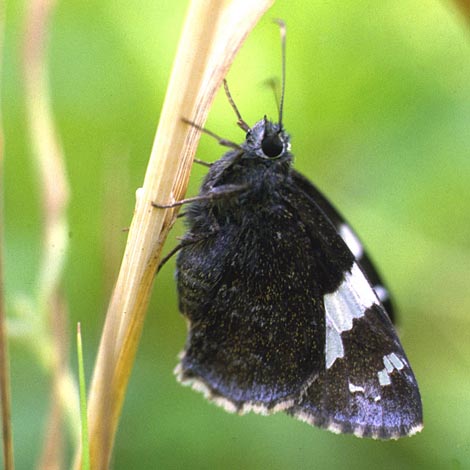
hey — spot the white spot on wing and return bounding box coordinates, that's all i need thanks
[339,224,364,259]
[324,263,379,368]
[373,284,388,303]
[377,369,391,386]
[377,353,406,387]
[383,355,394,373]
[324,327,344,369]
[388,352,405,370]
[348,263,380,307]
[348,382,365,394]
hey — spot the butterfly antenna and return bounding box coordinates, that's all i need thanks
[265,77,280,118]
[223,79,250,132]
[274,19,286,129]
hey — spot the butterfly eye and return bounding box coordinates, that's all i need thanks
[261,132,284,158]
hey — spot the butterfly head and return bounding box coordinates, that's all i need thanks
[244,117,291,161]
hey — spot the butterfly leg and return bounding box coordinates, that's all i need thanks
[158,225,220,272]
[194,158,212,167]
[152,183,249,209]
[158,234,207,272]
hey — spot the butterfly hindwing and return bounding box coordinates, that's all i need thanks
[176,188,352,412]
[283,176,422,437]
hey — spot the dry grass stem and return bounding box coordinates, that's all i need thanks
[454,0,470,20]
[22,0,79,467]
[80,0,273,468]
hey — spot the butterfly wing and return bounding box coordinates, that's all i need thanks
[282,177,422,438]
[291,169,395,322]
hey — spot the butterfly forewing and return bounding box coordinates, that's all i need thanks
[291,170,396,322]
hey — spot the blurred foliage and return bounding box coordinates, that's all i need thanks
[3,0,470,469]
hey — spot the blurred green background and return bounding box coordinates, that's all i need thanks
[4,0,470,469]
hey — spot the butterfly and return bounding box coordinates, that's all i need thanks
[156,21,422,439]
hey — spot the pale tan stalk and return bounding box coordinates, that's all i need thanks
[22,0,79,468]
[454,0,470,19]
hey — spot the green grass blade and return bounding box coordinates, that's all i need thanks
[77,323,90,470]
